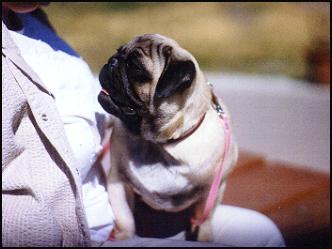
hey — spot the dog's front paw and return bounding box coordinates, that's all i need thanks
[110,221,135,240]
[197,222,213,242]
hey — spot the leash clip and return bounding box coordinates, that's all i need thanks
[216,103,230,130]
[216,104,225,117]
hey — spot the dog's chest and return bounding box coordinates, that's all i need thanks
[128,160,191,194]
[120,140,201,210]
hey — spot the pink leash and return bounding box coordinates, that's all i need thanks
[191,106,231,227]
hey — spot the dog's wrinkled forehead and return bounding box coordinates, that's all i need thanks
[123,34,180,53]
[117,34,193,64]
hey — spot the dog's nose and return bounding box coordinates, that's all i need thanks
[109,58,118,68]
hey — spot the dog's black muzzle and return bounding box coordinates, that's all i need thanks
[98,56,145,134]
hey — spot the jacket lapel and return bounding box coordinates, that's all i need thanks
[2,22,54,98]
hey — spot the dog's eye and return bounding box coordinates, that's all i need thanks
[126,61,142,74]
[121,106,137,116]
[126,57,152,83]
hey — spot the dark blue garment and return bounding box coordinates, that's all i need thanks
[18,13,79,57]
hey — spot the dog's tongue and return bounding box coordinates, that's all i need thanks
[101,89,110,96]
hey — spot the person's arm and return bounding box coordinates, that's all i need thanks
[2,22,91,246]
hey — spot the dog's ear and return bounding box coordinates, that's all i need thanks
[154,46,196,100]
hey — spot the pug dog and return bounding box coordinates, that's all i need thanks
[98,34,238,242]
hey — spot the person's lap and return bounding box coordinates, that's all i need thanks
[100,205,285,247]
[101,237,224,247]
[210,205,285,247]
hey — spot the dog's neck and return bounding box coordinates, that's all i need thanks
[165,112,206,144]
[159,74,213,143]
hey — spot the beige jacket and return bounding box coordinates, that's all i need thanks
[2,22,91,247]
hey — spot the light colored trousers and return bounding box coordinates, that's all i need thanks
[101,205,286,247]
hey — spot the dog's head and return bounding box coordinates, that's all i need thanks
[98,34,210,142]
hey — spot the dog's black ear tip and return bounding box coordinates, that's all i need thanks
[155,59,196,100]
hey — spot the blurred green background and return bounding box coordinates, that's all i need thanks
[44,2,330,80]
